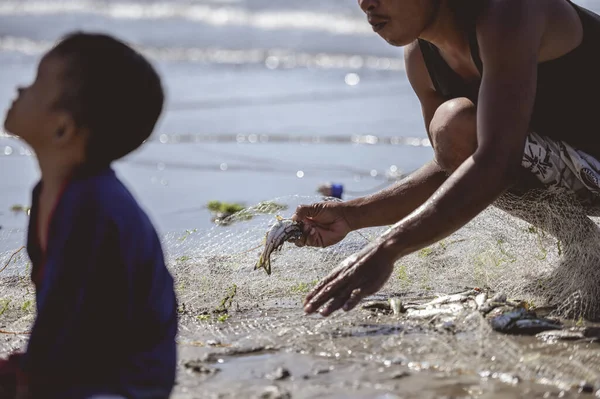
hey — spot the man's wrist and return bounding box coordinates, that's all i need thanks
[373,239,400,264]
[339,199,369,231]
[376,224,410,262]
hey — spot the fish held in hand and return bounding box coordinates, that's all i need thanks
[255,216,304,275]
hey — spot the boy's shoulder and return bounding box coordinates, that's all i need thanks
[59,166,153,230]
[67,166,133,205]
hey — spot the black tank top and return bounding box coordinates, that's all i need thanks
[418,0,600,159]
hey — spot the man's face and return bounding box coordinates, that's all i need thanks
[4,53,67,148]
[358,0,434,46]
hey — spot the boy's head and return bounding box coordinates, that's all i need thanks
[4,32,163,167]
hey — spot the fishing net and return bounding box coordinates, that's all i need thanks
[168,189,600,320]
[1,190,600,393]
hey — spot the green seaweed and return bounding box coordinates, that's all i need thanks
[214,284,237,314]
[216,314,230,323]
[418,248,433,258]
[21,300,33,313]
[253,201,288,214]
[396,264,412,289]
[290,280,318,294]
[0,299,10,316]
[496,238,517,264]
[208,200,288,226]
[207,201,245,214]
[179,229,198,242]
[10,204,31,215]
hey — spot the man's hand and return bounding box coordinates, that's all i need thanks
[291,202,352,248]
[303,239,395,316]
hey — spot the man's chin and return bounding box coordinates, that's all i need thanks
[385,39,403,47]
[383,35,413,47]
[378,29,417,47]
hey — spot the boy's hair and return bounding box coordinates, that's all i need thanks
[50,32,164,166]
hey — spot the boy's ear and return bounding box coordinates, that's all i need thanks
[53,113,78,145]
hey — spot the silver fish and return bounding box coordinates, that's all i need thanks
[255,216,304,275]
[489,307,562,335]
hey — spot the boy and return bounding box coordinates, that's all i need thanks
[0,32,177,398]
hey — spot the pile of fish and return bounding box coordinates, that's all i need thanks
[360,288,598,338]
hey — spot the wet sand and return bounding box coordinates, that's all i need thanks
[2,292,599,398]
[173,311,599,399]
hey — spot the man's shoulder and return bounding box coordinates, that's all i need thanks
[476,0,556,27]
[479,0,552,12]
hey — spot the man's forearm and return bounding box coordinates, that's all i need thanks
[343,160,448,230]
[379,155,512,260]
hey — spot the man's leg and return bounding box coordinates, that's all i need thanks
[429,97,599,243]
[430,97,600,319]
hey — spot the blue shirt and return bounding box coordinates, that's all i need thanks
[23,166,177,398]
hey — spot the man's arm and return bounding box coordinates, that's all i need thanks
[332,42,449,230]
[377,0,546,257]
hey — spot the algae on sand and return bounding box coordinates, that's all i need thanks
[207,200,288,226]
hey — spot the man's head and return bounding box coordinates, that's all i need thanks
[358,0,441,46]
[4,32,163,167]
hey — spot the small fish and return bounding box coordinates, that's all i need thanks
[255,216,304,275]
[405,303,464,319]
[475,292,487,309]
[489,307,562,335]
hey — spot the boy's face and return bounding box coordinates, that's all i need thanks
[3,53,69,149]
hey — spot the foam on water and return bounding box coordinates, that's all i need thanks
[0,36,404,74]
[0,1,370,36]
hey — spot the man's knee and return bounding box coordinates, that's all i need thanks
[430,98,478,172]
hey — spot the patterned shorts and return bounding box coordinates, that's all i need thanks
[522,132,600,204]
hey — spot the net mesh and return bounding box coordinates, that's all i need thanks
[1,191,600,392]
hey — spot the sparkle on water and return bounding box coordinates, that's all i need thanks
[345,73,361,86]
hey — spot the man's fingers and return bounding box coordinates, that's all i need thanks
[303,258,350,305]
[312,230,325,248]
[303,277,348,314]
[291,237,306,247]
[305,228,322,247]
[303,285,334,314]
[290,227,322,248]
[304,253,362,314]
[342,288,365,312]
[319,289,353,317]
[290,230,308,247]
[293,204,316,222]
[304,271,337,305]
